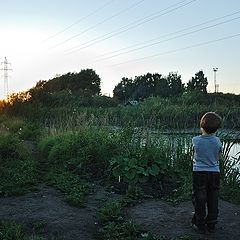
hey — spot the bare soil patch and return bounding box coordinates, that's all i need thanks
[0,185,121,240]
[0,185,240,239]
[127,199,240,239]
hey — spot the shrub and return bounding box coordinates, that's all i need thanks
[39,127,123,179]
[0,134,37,195]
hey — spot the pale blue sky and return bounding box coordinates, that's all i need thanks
[0,0,240,98]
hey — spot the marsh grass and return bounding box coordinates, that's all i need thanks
[219,132,240,204]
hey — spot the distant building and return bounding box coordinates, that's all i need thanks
[124,100,139,106]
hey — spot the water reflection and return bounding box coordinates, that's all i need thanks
[132,128,240,161]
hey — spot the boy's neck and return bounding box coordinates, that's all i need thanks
[200,128,214,136]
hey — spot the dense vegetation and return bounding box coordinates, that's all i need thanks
[113,71,208,101]
[0,68,239,239]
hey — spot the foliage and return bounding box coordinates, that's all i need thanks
[0,221,25,240]
[97,199,145,240]
[0,221,46,240]
[220,138,240,181]
[126,185,145,199]
[110,132,192,185]
[111,153,163,184]
[33,69,101,96]
[97,199,186,240]
[99,220,143,240]
[44,169,91,207]
[38,127,123,180]
[2,90,240,130]
[219,136,240,204]
[97,201,124,224]
[113,72,184,101]
[0,134,37,195]
[186,70,208,93]
[0,116,41,140]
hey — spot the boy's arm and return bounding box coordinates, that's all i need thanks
[219,152,224,174]
[219,152,222,160]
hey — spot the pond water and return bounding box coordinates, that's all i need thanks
[131,128,240,164]
[228,143,240,158]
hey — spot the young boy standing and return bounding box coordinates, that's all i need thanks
[192,112,222,234]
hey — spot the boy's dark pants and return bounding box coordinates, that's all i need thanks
[192,171,220,228]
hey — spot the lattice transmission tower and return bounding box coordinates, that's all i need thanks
[0,57,12,98]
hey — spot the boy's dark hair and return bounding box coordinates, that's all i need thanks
[200,112,222,134]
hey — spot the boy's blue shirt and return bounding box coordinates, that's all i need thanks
[192,135,222,172]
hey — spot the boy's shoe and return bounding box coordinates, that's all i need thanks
[191,215,206,234]
[207,224,215,233]
[192,224,206,234]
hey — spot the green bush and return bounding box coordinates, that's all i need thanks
[39,127,123,179]
[19,123,41,140]
[110,143,175,184]
[0,134,37,195]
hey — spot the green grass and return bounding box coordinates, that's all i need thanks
[0,221,46,240]
[97,200,193,240]
[97,201,124,224]
[44,169,91,207]
[0,134,37,196]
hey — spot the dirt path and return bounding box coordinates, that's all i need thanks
[127,199,240,239]
[1,185,240,240]
[0,185,121,240]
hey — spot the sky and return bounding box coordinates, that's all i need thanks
[0,0,240,99]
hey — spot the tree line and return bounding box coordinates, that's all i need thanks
[1,68,239,112]
[113,70,208,102]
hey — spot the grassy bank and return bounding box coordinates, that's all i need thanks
[2,94,240,130]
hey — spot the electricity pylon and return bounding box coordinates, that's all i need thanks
[0,57,12,99]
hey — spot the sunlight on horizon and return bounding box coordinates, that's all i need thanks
[1,0,240,98]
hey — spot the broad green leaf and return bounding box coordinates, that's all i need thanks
[149,164,160,176]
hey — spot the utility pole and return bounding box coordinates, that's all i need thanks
[0,57,12,99]
[213,67,218,93]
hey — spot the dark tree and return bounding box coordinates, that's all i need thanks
[187,70,208,93]
[43,69,101,95]
[166,72,184,96]
[113,77,133,102]
[113,72,185,101]
[155,77,169,97]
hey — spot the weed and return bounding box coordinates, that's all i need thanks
[0,134,37,195]
[97,201,124,224]
[0,221,47,240]
[0,221,25,240]
[126,185,144,200]
[45,169,91,207]
[99,220,143,240]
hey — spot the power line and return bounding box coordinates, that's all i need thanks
[94,14,240,62]
[65,0,196,54]
[64,0,197,55]
[111,33,240,66]
[51,0,146,48]
[41,0,115,43]
[95,10,240,60]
